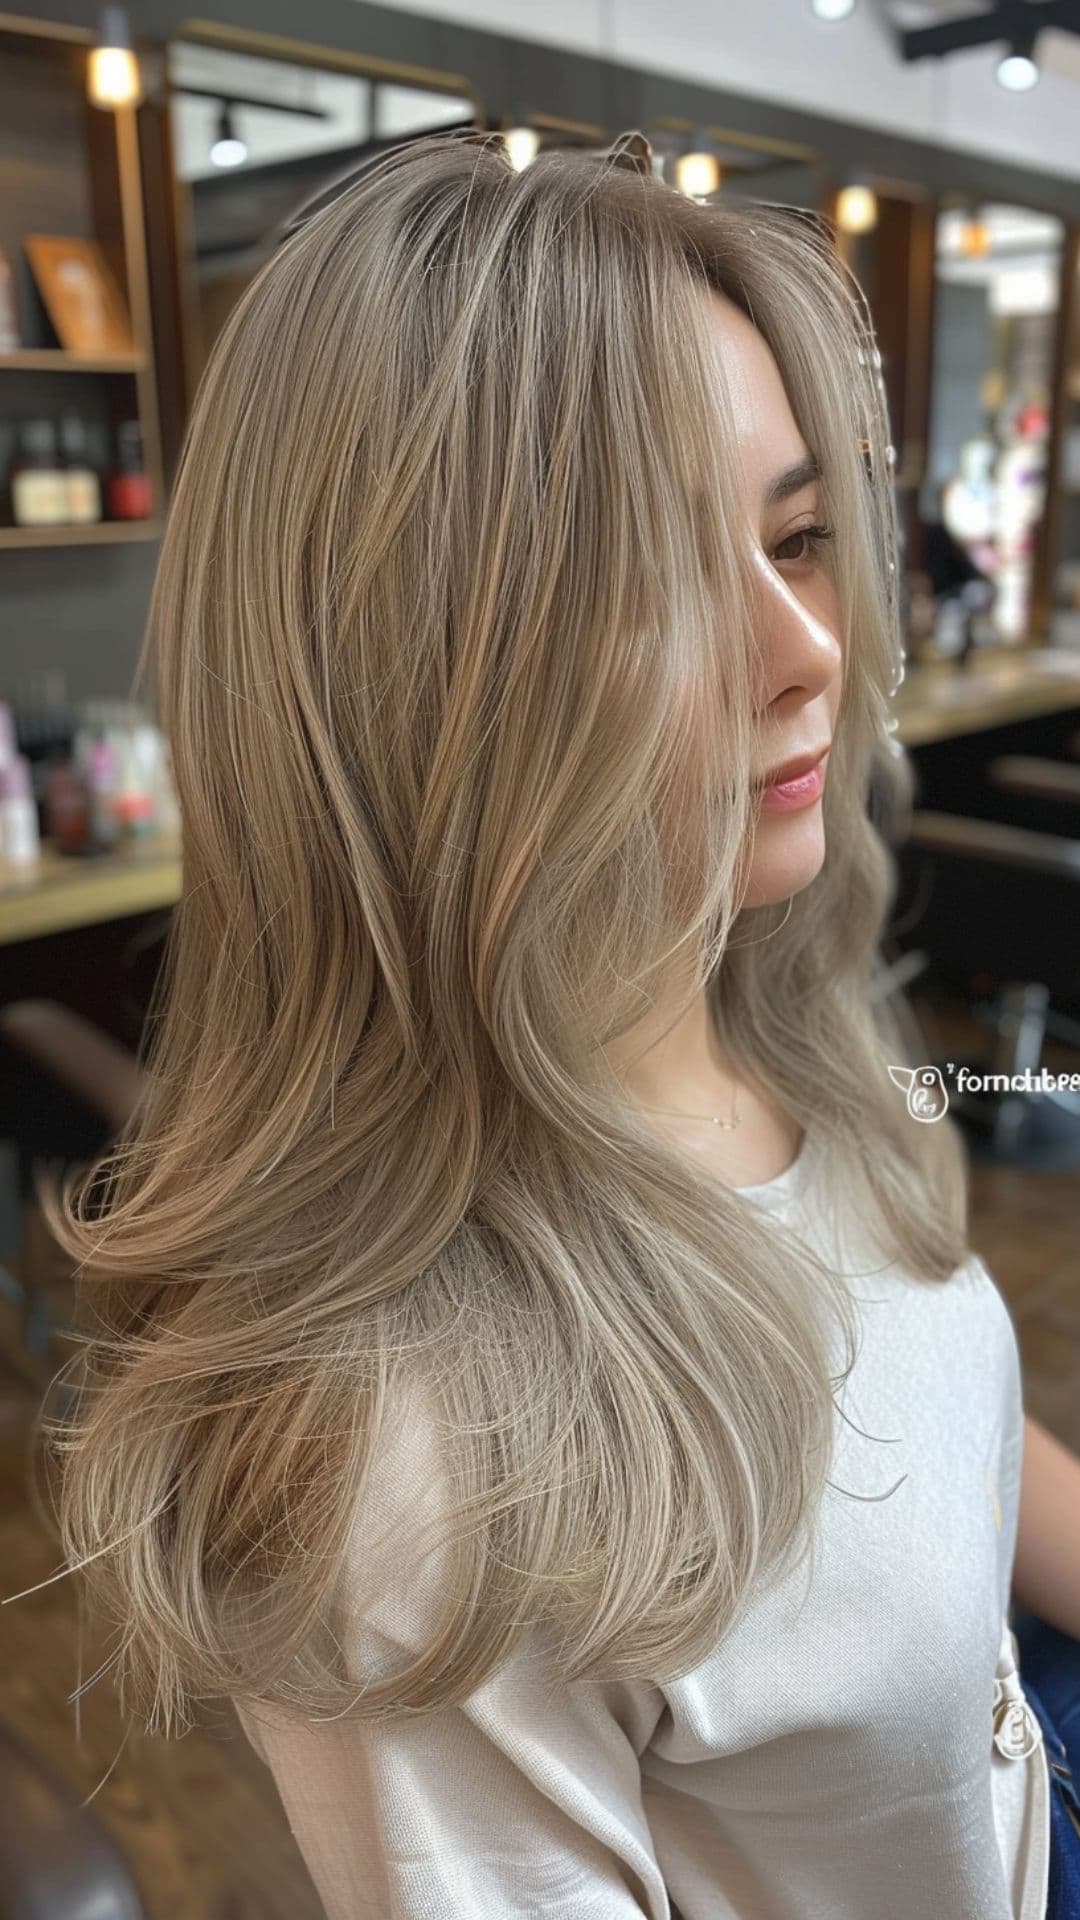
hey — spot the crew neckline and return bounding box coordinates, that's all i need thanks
[729,1125,814,1207]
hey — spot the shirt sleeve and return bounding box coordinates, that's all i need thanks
[233,1373,672,1920]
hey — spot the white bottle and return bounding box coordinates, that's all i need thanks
[0,754,41,867]
[932,595,966,658]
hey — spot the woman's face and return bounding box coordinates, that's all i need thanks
[703,287,844,910]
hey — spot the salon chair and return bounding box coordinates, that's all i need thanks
[0,1719,147,1918]
[902,709,1080,1044]
[0,1001,146,1363]
[0,911,163,1363]
[0,973,157,1917]
[907,706,1080,838]
[989,756,1080,804]
[970,755,1080,1051]
[892,810,1080,1166]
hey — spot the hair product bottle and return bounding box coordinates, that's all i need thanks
[58,410,102,524]
[6,419,68,526]
[104,419,152,520]
[0,755,41,867]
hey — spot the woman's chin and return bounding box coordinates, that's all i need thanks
[741,806,826,909]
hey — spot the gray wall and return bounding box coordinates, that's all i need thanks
[1,541,159,707]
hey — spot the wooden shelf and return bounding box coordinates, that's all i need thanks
[0,14,167,560]
[0,518,162,548]
[0,830,182,946]
[0,349,147,373]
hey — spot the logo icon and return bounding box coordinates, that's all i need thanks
[887,1063,949,1122]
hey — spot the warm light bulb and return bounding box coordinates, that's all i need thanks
[87,44,140,108]
[675,151,720,199]
[836,184,877,234]
[504,127,540,171]
[958,216,990,257]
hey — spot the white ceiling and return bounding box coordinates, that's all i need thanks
[354,0,1080,183]
[169,0,1080,187]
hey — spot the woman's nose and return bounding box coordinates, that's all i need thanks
[751,548,843,710]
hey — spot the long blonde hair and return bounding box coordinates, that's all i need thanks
[24,130,969,1736]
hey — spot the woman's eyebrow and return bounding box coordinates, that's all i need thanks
[764,455,822,506]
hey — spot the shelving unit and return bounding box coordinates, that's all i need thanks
[0,519,163,549]
[0,350,146,372]
[0,12,165,550]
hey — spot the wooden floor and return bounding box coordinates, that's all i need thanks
[0,990,1077,1919]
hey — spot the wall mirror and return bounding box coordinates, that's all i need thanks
[165,35,479,376]
[919,198,1066,646]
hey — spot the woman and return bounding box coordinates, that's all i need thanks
[25,129,1080,1917]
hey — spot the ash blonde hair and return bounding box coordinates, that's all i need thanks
[24,130,969,1737]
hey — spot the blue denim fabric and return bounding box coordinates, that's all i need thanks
[1011,1606,1080,1920]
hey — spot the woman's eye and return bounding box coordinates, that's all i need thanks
[772,523,837,566]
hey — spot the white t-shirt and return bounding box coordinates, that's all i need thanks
[235,1128,1050,1919]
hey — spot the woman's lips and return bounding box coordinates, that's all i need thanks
[758,753,828,812]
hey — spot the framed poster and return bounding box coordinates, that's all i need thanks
[23,234,134,355]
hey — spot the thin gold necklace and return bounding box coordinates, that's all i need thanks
[637,1081,741,1130]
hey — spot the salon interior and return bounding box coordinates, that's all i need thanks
[0,0,1079,1910]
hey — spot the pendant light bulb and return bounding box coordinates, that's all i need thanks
[210,101,248,169]
[836,180,878,234]
[675,147,720,199]
[504,126,540,171]
[87,4,141,108]
[957,208,990,257]
[996,41,1039,90]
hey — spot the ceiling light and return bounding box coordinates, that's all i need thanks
[810,0,856,19]
[87,4,141,109]
[503,125,540,171]
[836,179,877,234]
[675,147,721,199]
[210,101,248,168]
[996,39,1039,90]
[957,208,990,256]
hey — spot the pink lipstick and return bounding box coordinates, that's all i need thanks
[757,750,828,812]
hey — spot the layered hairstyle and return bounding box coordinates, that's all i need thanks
[24,129,970,1737]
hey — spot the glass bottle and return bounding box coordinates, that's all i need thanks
[104,419,152,520]
[7,419,67,526]
[58,410,102,524]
